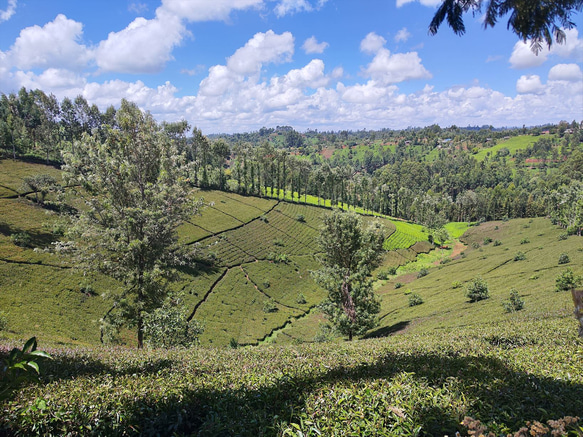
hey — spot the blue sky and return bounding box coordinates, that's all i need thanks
[1,0,582,133]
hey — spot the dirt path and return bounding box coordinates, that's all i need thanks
[432,240,466,266]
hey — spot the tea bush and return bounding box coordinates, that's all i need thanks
[465,277,490,302]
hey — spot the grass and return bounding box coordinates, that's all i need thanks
[473,135,540,162]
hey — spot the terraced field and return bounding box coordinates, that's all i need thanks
[0,161,434,347]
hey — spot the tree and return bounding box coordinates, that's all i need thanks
[313,210,385,341]
[429,0,583,53]
[61,100,201,349]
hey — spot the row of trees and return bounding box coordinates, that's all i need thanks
[2,88,582,234]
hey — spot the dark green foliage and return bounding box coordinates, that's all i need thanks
[493,240,502,246]
[558,252,570,264]
[394,282,404,289]
[502,289,525,313]
[296,293,307,305]
[514,251,526,261]
[520,238,530,244]
[483,237,492,245]
[10,232,31,248]
[417,267,429,278]
[61,100,201,349]
[465,277,490,302]
[408,293,424,307]
[428,0,583,53]
[555,268,582,292]
[296,214,306,223]
[313,210,384,341]
[143,302,203,348]
[0,337,51,402]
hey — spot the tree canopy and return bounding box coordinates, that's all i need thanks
[61,100,201,348]
[313,210,385,340]
[429,0,583,52]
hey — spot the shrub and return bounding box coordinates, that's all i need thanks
[483,237,492,245]
[313,323,334,343]
[417,268,429,278]
[555,268,582,292]
[263,299,278,313]
[143,303,203,348]
[394,282,403,289]
[520,238,530,244]
[465,277,490,302]
[229,337,239,349]
[514,251,526,261]
[408,293,424,307]
[10,232,31,248]
[451,281,462,289]
[503,289,525,313]
[558,233,568,241]
[273,238,285,247]
[296,214,306,223]
[471,242,480,249]
[493,240,502,246]
[558,253,570,265]
[296,293,307,305]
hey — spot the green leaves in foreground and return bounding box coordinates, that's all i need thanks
[0,337,51,402]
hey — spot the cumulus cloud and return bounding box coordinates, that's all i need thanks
[9,14,92,70]
[226,30,294,75]
[161,0,263,21]
[302,36,329,54]
[509,28,583,69]
[95,9,188,74]
[394,28,411,43]
[360,32,386,54]
[0,0,16,22]
[516,75,545,94]
[548,63,583,81]
[363,48,432,84]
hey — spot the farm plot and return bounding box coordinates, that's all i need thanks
[174,267,226,314]
[263,209,320,255]
[273,202,326,229]
[176,222,211,245]
[383,220,428,250]
[197,190,276,223]
[195,268,302,346]
[243,256,325,309]
[188,205,242,234]
[201,235,256,267]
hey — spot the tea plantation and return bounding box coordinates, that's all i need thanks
[1,160,582,435]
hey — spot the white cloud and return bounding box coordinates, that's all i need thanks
[509,28,583,69]
[0,0,16,22]
[95,9,188,73]
[302,36,329,54]
[396,0,441,7]
[275,0,311,17]
[516,75,545,94]
[363,48,432,84]
[9,14,92,70]
[360,32,386,54]
[226,30,294,75]
[394,28,411,43]
[548,63,583,82]
[128,2,148,14]
[161,0,263,21]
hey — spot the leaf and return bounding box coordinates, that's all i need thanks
[22,337,37,354]
[26,361,40,374]
[28,350,52,360]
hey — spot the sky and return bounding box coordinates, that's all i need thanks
[0,0,582,134]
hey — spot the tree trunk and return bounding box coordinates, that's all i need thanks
[572,288,583,338]
[137,315,144,349]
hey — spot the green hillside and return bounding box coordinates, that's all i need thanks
[1,161,583,435]
[0,161,424,347]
